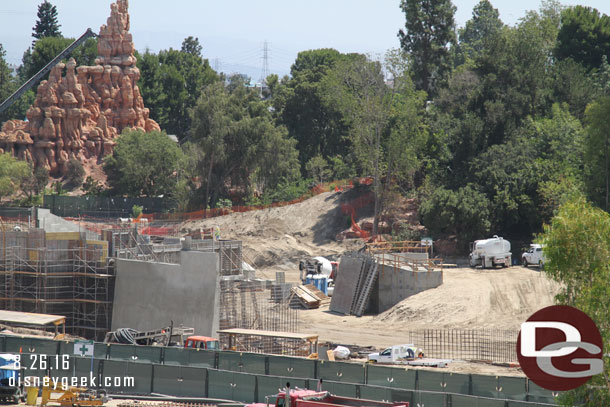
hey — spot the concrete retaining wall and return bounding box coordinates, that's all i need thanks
[367,264,442,314]
[113,251,220,336]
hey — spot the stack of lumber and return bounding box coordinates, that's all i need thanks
[290,284,331,309]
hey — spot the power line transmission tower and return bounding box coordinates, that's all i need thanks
[213,58,220,72]
[260,40,270,84]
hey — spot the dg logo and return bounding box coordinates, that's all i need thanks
[517,305,604,391]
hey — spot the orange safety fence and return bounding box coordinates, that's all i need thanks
[135,178,373,223]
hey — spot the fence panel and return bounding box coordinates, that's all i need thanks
[218,351,266,374]
[416,370,446,392]
[208,370,257,403]
[527,380,559,404]
[107,343,162,364]
[366,365,416,389]
[317,360,365,383]
[162,347,190,365]
[471,374,499,398]
[320,380,358,397]
[498,376,527,401]
[186,349,216,368]
[414,390,447,406]
[5,336,59,355]
[256,375,307,402]
[125,362,153,394]
[152,364,207,397]
[268,355,315,379]
[451,394,507,407]
[99,359,129,392]
[443,372,470,395]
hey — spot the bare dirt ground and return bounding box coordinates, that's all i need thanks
[182,191,561,376]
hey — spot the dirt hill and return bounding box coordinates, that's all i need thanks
[182,191,560,335]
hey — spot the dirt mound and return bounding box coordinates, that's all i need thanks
[181,191,364,279]
[375,266,561,330]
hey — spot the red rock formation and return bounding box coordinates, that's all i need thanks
[0,0,160,176]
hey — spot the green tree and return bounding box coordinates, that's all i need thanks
[20,165,48,201]
[188,79,300,209]
[556,5,610,71]
[458,0,504,62]
[103,130,183,197]
[181,36,202,57]
[539,197,610,406]
[32,1,61,42]
[136,46,218,139]
[21,36,97,82]
[398,0,457,95]
[273,49,353,168]
[305,155,330,183]
[65,158,85,189]
[419,185,491,248]
[0,153,31,202]
[584,97,610,210]
[324,51,427,235]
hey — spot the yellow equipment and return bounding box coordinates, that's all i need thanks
[41,383,104,407]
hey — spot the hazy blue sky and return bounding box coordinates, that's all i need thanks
[2,0,610,79]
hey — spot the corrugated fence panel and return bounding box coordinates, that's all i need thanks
[317,360,366,383]
[152,364,207,397]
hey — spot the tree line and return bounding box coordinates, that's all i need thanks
[2,0,610,245]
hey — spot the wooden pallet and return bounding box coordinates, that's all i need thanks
[290,284,330,309]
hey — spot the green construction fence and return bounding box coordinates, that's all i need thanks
[0,334,559,405]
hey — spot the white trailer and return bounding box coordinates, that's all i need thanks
[469,235,512,269]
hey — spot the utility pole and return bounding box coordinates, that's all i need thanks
[260,40,269,84]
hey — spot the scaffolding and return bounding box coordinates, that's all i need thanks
[0,245,113,340]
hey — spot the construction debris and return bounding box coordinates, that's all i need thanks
[290,284,330,309]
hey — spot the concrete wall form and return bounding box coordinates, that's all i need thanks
[113,251,220,337]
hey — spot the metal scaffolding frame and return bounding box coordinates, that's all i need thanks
[0,246,113,340]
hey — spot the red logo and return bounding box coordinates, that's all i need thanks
[517,305,603,391]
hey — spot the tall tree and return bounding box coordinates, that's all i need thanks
[136,45,218,139]
[103,130,183,197]
[540,198,610,406]
[556,5,610,71]
[324,52,427,235]
[181,36,203,57]
[398,0,457,95]
[458,0,503,61]
[32,1,61,42]
[584,97,610,210]
[189,79,300,209]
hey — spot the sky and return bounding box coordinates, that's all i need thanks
[2,0,610,80]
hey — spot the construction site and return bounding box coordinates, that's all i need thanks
[0,0,564,406]
[0,188,562,407]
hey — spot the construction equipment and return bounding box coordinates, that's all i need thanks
[0,29,97,115]
[367,344,423,363]
[522,243,546,268]
[469,235,512,269]
[41,384,107,407]
[0,354,24,403]
[184,336,219,350]
[248,382,409,407]
[104,323,194,346]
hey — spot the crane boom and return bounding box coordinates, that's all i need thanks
[0,28,97,115]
